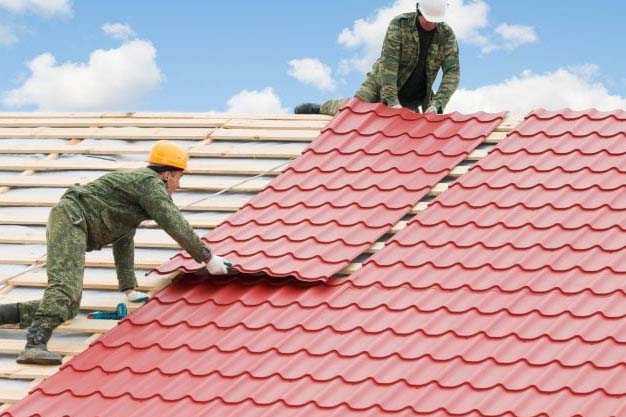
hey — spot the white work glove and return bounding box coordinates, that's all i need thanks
[424,105,438,114]
[206,255,233,275]
[390,104,403,109]
[125,289,149,303]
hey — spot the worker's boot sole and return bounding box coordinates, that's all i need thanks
[16,346,62,366]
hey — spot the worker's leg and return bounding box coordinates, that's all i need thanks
[0,300,44,328]
[17,203,87,365]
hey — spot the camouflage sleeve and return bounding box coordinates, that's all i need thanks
[431,30,460,112]
[113,230,137,291]
[379,17,403,107]
[138,177,211,264]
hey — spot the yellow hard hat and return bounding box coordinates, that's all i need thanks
[148,140,189,170]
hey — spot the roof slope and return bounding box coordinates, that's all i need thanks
[156,99,505,281]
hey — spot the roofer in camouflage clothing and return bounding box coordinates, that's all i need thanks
[295,0,459,116]
[0,140,233,365]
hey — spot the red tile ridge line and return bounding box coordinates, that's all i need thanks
[154,256,337,282]
[508,130,626,140]
[452,181,626,193]
[123,315,626,344]
[203,233,386,247]
[392,235,626,255]
[32,376,626,405]
[369,253,626,274]
[529,108,626,121]
[321,126,498,140]
[306,146,476,158]
[341,101,507,123]
[90,338,626,369]
[429,200,626,213]
[14,391,527,417]
[472,163,626,175]
[408,217,626,237]
[491,146,626,157]
[411,213,626,232]
[284,165,454,175]
[57,360,626,396]
[264,183,433,193]
[243,201,412,212]
[202,234,372,247]
[168,248,350,265]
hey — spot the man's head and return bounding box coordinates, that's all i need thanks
[417,0,447,24]
[148,140,188,194]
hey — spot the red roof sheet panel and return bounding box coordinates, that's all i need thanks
[10,108,626,417]
[155,98,505,281]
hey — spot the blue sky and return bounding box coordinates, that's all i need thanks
[1,0,625,113]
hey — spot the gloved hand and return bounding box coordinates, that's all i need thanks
[206,255,233,275]
[424,105,438,114]
[390,104,403,109]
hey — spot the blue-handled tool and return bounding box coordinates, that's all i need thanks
[88,303,128,320]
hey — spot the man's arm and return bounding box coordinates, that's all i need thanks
[379,17,403,107]
[113,230,137,291]
[431,30,460,112]
[138,177,211,264]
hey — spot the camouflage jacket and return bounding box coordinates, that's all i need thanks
[357,12,460,111]
[60,168,211,282]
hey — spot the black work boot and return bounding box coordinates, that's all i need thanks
[0,303,20,325]
[294,103,321,114]
[17,322,62,365]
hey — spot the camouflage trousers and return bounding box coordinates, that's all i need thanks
[17,201,87,330]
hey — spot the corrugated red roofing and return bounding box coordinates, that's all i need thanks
[155,98,504,281]
[8,108,626,417]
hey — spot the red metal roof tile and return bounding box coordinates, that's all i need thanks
[9,109,626,417]
[155,98,504,281]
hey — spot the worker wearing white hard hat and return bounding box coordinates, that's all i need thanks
[296,0,460,117]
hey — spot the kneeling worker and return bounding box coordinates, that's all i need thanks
[0,140,232,365]
[295,0,460,116]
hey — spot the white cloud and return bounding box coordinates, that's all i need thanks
[3,39,164,111]
[102,22,136,41]
[448,65,626,115]
[225,87,288,114]
[494,23,538,51]
[0,0,72,17]
[337,0,538,73]
[288,58,336,91]
[0,24,18,45]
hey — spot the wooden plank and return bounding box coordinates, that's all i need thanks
[0,176,269,193]
[484,131,508,144]
[10,272,169,292]
[0,362,59,380]
[0,159,286,176]
[223,119,328,130]
[468,148,490,161]
[0,195,246,212]
[0,233,180,249]
[0,339,86,356]
[58,317,118,333]
[0,256,163,270]
[0,386,29,403]
[0,127,214,140]
[0,118,228,128]
[0,144,304,159]
[0,215,223,228]
[210,128,318,142]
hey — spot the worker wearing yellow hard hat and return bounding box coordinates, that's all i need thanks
[0,140,232,365]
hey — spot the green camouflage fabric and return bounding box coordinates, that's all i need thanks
[18,168,211,332]
[18,201,87,330]
[320,12,460,116]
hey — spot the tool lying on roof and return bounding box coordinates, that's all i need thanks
[87,303,128,320]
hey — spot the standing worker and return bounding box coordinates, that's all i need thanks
[0,140,232,365]
[295,0,460,116]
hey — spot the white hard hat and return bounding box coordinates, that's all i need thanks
[418,0,447,23]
